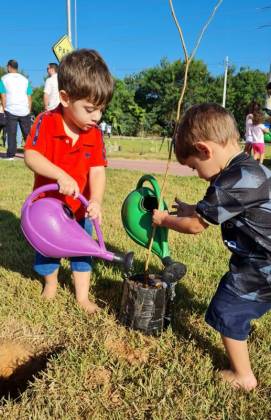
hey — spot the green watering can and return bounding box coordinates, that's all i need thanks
[264,132,271,143]
[121,174,170,263]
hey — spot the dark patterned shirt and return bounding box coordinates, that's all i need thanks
[196,152,271,302]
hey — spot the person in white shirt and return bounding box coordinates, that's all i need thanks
[100,120,106,136]
[251,111,269,164]
[0,59,32,159]
[106,124,112,138]
[43,63,59,111]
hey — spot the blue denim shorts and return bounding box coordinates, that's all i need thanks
[34,218,93,276]
[205,279,271,340]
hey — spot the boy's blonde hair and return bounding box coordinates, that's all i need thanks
[175,103,240,161]
[58,49,114,108]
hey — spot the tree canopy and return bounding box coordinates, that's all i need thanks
[0,60,268,137]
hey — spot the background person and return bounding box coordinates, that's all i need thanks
[0,103,6,147]
[43,63,59,111]
[0,59,32,160]
[244,101,261,155]
[251,110,269,164]
[263,82,271,117]
[100,120,106,136]
[106,124,112,138]
[153,103,271,392]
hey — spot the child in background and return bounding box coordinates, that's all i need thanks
[24,49,114,314]
[244,101,261,155]
[153,103,271,391]
[263,82,271,116]
[251,111,269,164]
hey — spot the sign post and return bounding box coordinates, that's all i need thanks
[52,35,74,62]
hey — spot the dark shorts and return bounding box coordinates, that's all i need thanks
[34,218,93,276]
[205,279,271,340]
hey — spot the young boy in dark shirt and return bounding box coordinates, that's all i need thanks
[153,103,271,391]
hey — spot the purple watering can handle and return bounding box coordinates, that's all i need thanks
[22,183,106,251]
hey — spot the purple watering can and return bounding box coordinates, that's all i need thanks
[21,183,134,272]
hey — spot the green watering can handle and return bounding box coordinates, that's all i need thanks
[136,174,161,202]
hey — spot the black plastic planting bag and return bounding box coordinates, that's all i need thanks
[119,274,177,336]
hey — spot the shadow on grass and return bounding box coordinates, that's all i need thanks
[0,345,65,401]
[172,282,227,369]
[1,207,185,341]
[0,210,145,306]
[93,247,227,369]
[0,209,73,285]
[263,158,271,169]
[0,209,36,279]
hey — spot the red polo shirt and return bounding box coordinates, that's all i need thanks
[24,106,107,219]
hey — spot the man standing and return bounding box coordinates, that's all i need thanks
[100,120,106,136]
[43,63,59,111]
[0,59,32,160]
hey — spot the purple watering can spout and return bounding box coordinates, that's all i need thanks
[21,183,134,273]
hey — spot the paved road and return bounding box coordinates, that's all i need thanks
[108,158,195,176]
[11,153,195,177]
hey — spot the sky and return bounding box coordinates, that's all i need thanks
[1,1,271,88]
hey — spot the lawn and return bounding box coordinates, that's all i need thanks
[97,136,174,160]
[0,160,270,418]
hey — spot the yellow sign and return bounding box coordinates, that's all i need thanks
[52,35,74,62]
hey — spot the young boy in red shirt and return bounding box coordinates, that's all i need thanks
[24,49,114,314]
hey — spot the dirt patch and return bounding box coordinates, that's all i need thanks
[105,337,149,365]
[0,341,33,378]
[85,366,111,388]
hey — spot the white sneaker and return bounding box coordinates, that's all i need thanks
[0,156,15,161]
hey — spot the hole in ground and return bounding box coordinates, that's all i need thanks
[0,345,64,401]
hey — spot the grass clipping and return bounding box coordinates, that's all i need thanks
[0,340,33,378]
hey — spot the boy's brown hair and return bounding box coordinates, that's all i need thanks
[175,103,240,162]
[58,49,114,108]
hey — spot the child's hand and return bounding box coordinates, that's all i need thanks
[152,209,168,227]
[57,174,80,198]
[170,198,196,217]
[87,200,102,224]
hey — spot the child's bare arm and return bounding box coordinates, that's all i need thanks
[87,166,106,224]
[24,149,79,197]
[1,93,6,109]
[152,209,208,234]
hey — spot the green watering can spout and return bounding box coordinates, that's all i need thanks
[121,174,170,260]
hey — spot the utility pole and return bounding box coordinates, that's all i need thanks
[74,0,78,48]
[67,0,72,44]
[222,56,229,108]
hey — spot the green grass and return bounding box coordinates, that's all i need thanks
[3,136,271,162]
[0,160,271,418]
[103,136,174,160]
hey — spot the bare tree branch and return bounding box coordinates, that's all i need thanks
[145,0,223,272]
[171,0,223,122]
[169,0,188,62]
[191,0,223,61]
